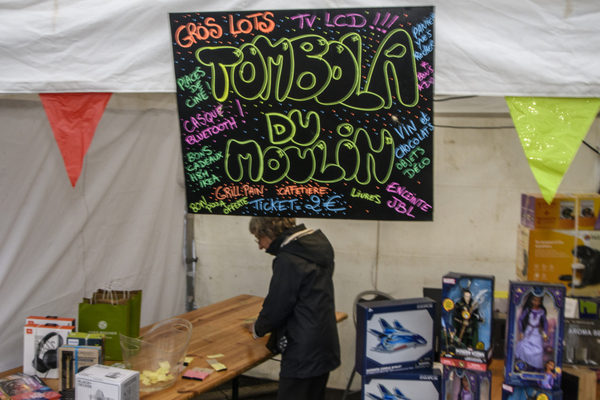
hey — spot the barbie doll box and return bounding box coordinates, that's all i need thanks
[440,272,495,370]
[501,383,562,400]
[356,297,435,376]
[505,281,566,390]
[362,369,441,400]
[442,365,491,400]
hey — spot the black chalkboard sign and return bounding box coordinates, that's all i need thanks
[170,7,435,220]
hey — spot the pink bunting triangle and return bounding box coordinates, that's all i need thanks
[40,93,112,187]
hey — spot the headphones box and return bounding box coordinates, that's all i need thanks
[23,323,75,379]
[440,272,495,370]
[355,297,435,376]
[502,382,563,400]
[58,345,103,391]
[75,364,139,400]
[26,316,76,327]
[442,365,492,400]
[505,281,566,390]
[362,369,441,400]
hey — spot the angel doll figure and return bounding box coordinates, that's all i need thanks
[515,289,549,371]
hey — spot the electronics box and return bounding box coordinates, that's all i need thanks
[26,316,76,327]
[23,323,76,379]
[362,369,441,400]
[516,224,600,295]
[440,272,495,370]
[75,364,139,400]
[501,383,563,400]
[505,281,565,390]
[67,332,105,349]
[356,297,435,376]
[563,318,600,367]
[58,345,103,391]
[442,365,492,400]
[521,193,600,231]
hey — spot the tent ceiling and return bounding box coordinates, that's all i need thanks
[0,0,598,96]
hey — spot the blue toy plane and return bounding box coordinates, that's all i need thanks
[369,319,427,352]
[366,383,411,400]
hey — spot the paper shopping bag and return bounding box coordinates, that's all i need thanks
[97,288,142,338]
[78,297,131,361]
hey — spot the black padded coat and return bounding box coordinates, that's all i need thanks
[254,224,341,379]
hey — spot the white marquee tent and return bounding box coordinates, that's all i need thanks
[1,0,599,389]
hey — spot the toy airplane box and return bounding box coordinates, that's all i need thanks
[521,193,600,231]
[442,365,491,400]
[505,281,565,390]
[440,272,495,370]
[362,369,441,400]
[502,383,562,400]
[356,297,435,376]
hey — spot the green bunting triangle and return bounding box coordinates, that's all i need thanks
[506,97,600,204]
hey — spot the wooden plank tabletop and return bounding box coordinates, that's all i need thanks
[1,294,348,400]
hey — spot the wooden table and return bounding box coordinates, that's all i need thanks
[1,294,348,400]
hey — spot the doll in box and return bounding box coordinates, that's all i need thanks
[515,289,549,372]
[451,283,485,349]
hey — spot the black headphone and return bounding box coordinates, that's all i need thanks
[33,331,63,373]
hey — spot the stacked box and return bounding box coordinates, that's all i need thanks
[442,365,491,400]
[440,272,495,371]
[23,323,76,379]
[521,193,600,231]
[505,281,566,390]
[58,345,103,391]
[501,383,563,400]
[75,364,139,400]
[356,298,435,376]
[362,370,441,400]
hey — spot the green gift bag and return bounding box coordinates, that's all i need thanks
[78,294,131,361]
[98,280,142,338]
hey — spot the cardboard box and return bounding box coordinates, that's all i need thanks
[58,345,103,391]
[67,332,105,349]
[516,224,600,295]
[521,193,600,231]
[23,323,75,379]
[442,365,492,400]
[75,364,139,400]
[504,281,566,390]
[355,297,435,376]
[440,272,495,370]
[362,369,441,400]
[501,382,563,400]
[563,318,600,367]
[26,316,75,327]
[561,367,597,400]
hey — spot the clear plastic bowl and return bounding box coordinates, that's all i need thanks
[120,318,192,392]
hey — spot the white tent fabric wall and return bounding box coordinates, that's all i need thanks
[0,0,599,96]
[0,94,187,372]
[193,97,600,389]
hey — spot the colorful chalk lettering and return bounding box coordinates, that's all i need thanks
[170,6,435,220]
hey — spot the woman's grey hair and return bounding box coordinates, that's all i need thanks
[249,217,296,239]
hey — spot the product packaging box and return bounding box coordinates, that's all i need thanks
[521,193,600,231]
[356,297,435,376]
[0,373,61,400]
[442,365,491,400]
[58,345,103,391]
[26,316,76,327]
[501,382,563,400]
[67,332,105,349]
[505,281,566,390]
[516,224,600,295]
[362,369,441,400]
[23,323,76,379]
[440,272,495,370]
[75,364,139,400]
[563,318,600,367]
